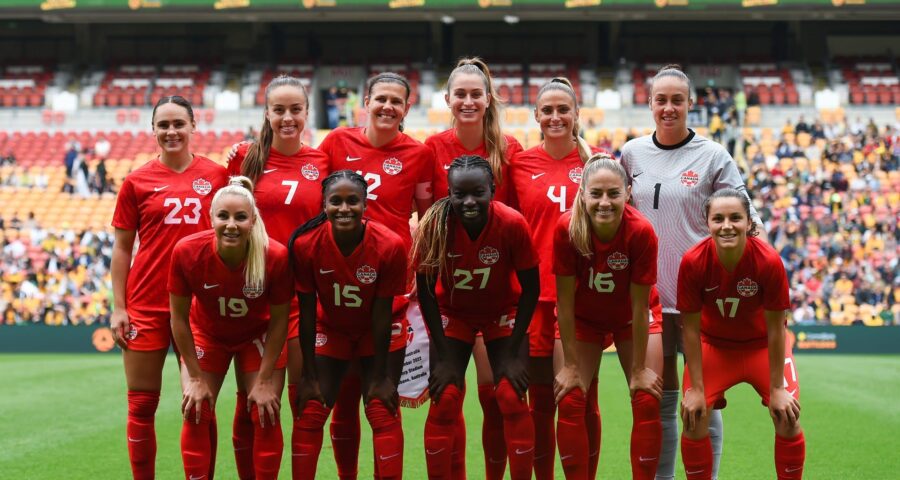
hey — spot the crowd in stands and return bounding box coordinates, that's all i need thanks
[1,113,898,328]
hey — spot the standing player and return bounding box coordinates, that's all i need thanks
[110,95,228,480]
[678,189,804,480]
[318,72,433,479]
[425,57,524,478]
[414,155,539,480]
[170,177,291,480]
[508,77,602,480]
[227,75,330,478]
[620,64,761,480]
[289,170,409,480]
[553,155,664,480]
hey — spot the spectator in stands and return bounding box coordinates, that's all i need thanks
[325,85,340,129]
[72,148,91,197]
[1,150,14,166]
[63,141,77,178]
[92,157,109,194]
[795,115,811,135]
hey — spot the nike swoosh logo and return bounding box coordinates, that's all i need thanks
[263,168,277,174]
[488,457,505,464]
[447,253,462,258]
[639,456,657,462]
[154,185,169,192]
[560,454,574,461]
[632,172,643,178]
[346,156,361,162]
[686,469,704,475]
[705,286,719,291]
[787,388,797,396]
[515,447,534,455]
[531,173,546,180]
[785,467,803,473]
[203,284,219,289]
[443,164,451,170]
[127,437,147,443]
[331,435,351,440]
[379,453,401,461]
[189,476,206,480]
[426,448,445,455]
[319,269,334,274]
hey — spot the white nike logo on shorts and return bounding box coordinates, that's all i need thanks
[203,284,218,289]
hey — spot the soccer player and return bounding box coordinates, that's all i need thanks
[414,155,539,480]
[620,64,761,480]
[507,77,602,480]
[678,189,804,480]
[289,170,409,480]
[553,155,665,480]
[317,72,434,479]
[226,74,330,478]
[110,95,228,480]
[170,176,291,480]
[425,57,524,479]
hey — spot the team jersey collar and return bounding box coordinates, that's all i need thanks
[451,128,486,153]
[451,201,496,244]
[326,218,369,259]
[651,129,695,150]
[359,126,405,151]
[156,153,197,174]
[211,232,247,273]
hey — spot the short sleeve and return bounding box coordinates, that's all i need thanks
[226,143,249,177]
[504,136,524,160]
[111,177,138,230]
[415,146,435,199]
[377,239,408,298]
[762,251,791,311]
[629,221,658,286]
[318,130,336,160]
[267,245,294,305]
[167,241,192,297]
[292,234,316,294]
[552,214,578,276]
[676,256,702,313]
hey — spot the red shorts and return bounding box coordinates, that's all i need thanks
[528,301,557,357]
[442,310,516,344]
[124,312,171,352]
[573,305,664,345]
[682,338,800,408]
[187,332,288,374]
[315,318,409,361]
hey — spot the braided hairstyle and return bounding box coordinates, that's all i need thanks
[412,155,494,284]
[288,170,369,261]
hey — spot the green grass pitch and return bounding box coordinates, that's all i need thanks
[1,353,898,479]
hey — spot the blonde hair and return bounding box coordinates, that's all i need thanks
[242,75,309,186]
[447,57,509,185]
[211,176,270,291]
[535,77,592,164]
[568,153,626,256]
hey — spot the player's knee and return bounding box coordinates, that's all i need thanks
[365,399,399,431]
[428,385,463,424]
[495,379,529,417]
[632,390,661,421]
[127,390,160,418]
[558,388,587,419]
[297,400,331,430]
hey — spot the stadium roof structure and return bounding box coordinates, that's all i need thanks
[5,0,900,23]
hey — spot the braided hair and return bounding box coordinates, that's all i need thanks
[288,170,369,261]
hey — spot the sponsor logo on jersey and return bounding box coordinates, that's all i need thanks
[242,283,264,299]
[737,277,759,297]
[192,178,213,195]
[607,251,629,270]
[315,333,327,347]
[383,157,403,175]
[479,246,500,265]
[356,264,377,284]
[301,164,320,181]
[126,326,139,341]
[195,346,205,359]
[680,170,699,187]
[568,167,583,184]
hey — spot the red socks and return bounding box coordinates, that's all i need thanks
[630,391,662,480]
[451,410,466,480]
[528,383,556,480]
[127,390,159,480]
[556,388,589,480]
[585,378,601,480]
[331,374,362,480]
[250,406,283,480]
[233,391,255,479]
[478,383,507,480]
[293,400,331,480]
[365,399,404,480]
[424,384,463,479]
[681,435,713,480]
[495,379,535,480]
[181,400,214,480]
[775,432,805,480]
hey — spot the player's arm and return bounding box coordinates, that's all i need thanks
[170,293,214,423]
[629,282,661,399]
[416,272,459,400]
[367,296,398,413]
[554,274,584,403]
[415,182,434,218]
[110,228,136,349]
[680,311,706,432]
[295,291,325,410]
[765,309,800,426]
[498,266,539,397]
[249,301,289,428]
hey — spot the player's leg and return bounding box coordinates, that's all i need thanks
[231,366,254,479]
[330,361,362,480]
[616,332,664,480]
[284,335,305,479]
[123,348,168,480]
[656,312,681,480]
[294,354,349,480]
[485,335,533,480]
[554,339,603,480]
[475,335,507,480]
[749,345,804,480]
[179,360,227,480]
[586,335,612,479]
[361,347,407,480]
[424,337,472,479]
[238,337,288,480]
[527,301,557,480]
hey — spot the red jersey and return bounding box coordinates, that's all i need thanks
[425,129,523,205]
[293,220,408,334]
[227,144,331,245]
[319,127,434,249]
[508,145,601,301]
[553,205,658,331]
[168,230,293,347]
[419,202,539,320]
[112,156,228,323]
[677,236,791,349]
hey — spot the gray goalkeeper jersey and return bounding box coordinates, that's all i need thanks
[621,130,759,313]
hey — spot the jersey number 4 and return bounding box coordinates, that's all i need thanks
[547,186,567,213]
[164,198,202,224]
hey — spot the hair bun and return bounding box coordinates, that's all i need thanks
[659,64,683,72]
[228,175,254,191]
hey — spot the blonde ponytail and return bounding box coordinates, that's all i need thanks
[568,153,623,256]
[211,176,270,291]
[536,77,590,164]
